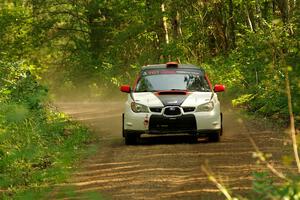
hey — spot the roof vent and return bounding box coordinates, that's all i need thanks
[166,62,178,68]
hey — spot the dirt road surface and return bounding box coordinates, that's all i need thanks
[53,101,289,200]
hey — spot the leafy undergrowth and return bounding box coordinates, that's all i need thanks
[0,61,96,199]
[0,103,95,200]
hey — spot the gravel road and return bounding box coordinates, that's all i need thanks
[53,101,288,200]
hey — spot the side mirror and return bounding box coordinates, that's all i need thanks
[120,85,131,93]
[214,84,225,92]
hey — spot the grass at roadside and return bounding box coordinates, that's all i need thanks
[0,104,97,200]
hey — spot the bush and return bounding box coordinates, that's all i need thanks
[0,61,92,199]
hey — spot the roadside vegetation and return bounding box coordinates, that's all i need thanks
[0,63,93,198]
[0,0,299,199]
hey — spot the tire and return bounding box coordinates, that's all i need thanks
[220,113,223,136]
[208,131,220,142]
[189,133,199,144]
[124,134,138,145]
[122,113,125,137]
[123,114,139,145]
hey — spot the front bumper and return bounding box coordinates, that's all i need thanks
[148,114,197,134]
[124,111,221,136]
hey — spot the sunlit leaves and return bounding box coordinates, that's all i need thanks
[232,94,255,108]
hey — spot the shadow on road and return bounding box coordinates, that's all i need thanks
[133,135,208,145]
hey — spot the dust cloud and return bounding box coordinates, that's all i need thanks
[53,83,127,140]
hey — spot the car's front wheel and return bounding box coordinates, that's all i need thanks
[124,133,139,145]
[123,114,139,145]
[208,131,221,142]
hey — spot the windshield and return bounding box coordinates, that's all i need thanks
[135,69,211,92]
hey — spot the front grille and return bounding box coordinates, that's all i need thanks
[149,114,197,133]
[150,107,163,113]
[164,106,181,116]
[183,107,195,112]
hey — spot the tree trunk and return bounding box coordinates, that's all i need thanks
[171,11,182,39]
[255,0,262,28]
[161,3,171,61]
[277,0,289,23]
[86,0,106,60]
[228,0,235,49]
[245,2,255,32]
[161,3,170,45]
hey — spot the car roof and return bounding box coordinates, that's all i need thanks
[141,63,205,72]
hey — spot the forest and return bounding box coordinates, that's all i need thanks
[0,0,299,199]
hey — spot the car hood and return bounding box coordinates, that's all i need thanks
[132,92,213,107]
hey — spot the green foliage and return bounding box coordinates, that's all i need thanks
[251,171,300,200]
[0,0,299,199]
[0,60,92,199]
[232,94,255,108]
[252,172,275,199]
[203,15,299,123]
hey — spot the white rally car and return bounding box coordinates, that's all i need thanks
[120,62,225,145]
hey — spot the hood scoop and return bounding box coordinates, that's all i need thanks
[156,92,189,106]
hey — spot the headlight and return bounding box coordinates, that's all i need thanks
[131,102,149,113]
[196,101,214,112]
